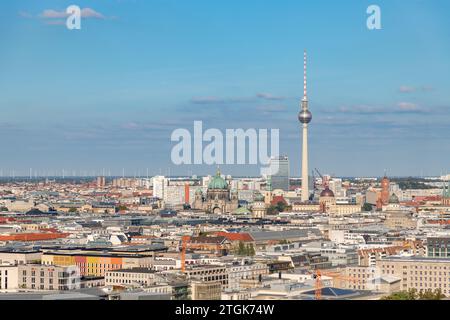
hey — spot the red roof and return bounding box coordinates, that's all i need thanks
[0,232,70,241]
[270,196,288,206]
[215,231,253,242]
[0,217,15,224]
[413,196,441,202]
[427,220,450,225]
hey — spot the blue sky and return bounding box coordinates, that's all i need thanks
[0,0,449,177]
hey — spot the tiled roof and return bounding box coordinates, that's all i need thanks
[215,231,253,242]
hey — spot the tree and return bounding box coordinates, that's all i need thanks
[266,205,279,216]
[246,244,255,256]
[418,289,445,300]
[0,207,8,212]
[362,203,373,212]
[68,207,78,213]
[381,289,417,300]
[237,241,246,255]
[117,205,128,212]
[381,289,444,300]
[275,201,287,213]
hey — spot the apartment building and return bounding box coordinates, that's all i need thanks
[0,250,42,265]
[377,256,450,296]
[226,262,269,291]
[0,265,19,290]
[185,265,228,288]
[190,280,221,300]
[105,268,157,287]
[344,265,401,294]
[358,246,407,267]
[42,251,154,277]
[18,264,80,291]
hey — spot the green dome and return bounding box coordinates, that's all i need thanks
[254,192,265,202]
[234,206,251,215]
[208,169,228,190]
[389,193,400,204]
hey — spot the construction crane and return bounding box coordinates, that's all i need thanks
[439,211,447,226]
[180,235,190,273]
[312,269,363,300]
[314,168,329,188]
[310,170,316,201]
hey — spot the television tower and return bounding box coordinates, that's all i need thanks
[298,50,312,202]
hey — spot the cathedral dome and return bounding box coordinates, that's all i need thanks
[389,193,400,204]
[254,192,265,202]
[208,170,228,190]
[320,187,335,197]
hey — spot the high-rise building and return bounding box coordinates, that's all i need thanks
[381,175,390,205]
[96,176,106,188]
[298,50,312,202]
[152,176,167,199]
[269,156,290,191]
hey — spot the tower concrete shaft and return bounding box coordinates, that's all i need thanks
[301,123,309,202]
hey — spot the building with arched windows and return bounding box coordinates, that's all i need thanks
[442,181,450,206]
[193,170,238,214]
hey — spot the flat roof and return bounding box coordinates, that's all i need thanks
[381,256,450,263]
[107,267,155,274]
[43,251,151,259]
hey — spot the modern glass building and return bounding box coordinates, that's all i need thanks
[269,156,290,191]
[427,237,450,258]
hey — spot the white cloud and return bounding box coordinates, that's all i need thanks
[39,8,105,20]
[397,102,418,111]
[337,103,424,114]
[399,85,434,93]
[399,85,415,93]
[256,93,286,101]
[80,8,105,19]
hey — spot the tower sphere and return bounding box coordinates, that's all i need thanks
[298,110,312,124]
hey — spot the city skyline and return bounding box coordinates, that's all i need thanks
[1,0,450,177]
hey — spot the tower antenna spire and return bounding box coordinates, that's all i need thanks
[303,50,307,101]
